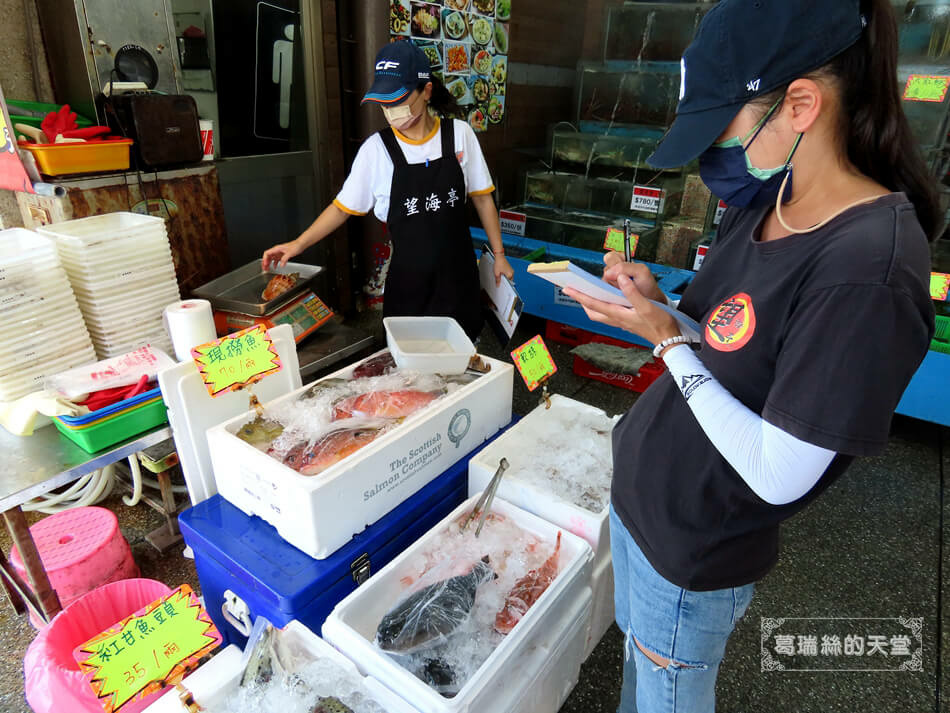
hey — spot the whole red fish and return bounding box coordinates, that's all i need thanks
[494,532,561,635]
[331,389,442,420]
[270,424,384,475]
[352,352,396,379]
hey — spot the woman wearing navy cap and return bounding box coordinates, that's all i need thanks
[262,41,512,340]
[565,0,937,710]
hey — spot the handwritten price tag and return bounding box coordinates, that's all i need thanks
[192,324,282,397]
[931,272,950,301]
[903,74,950,102]
[74,584,221,712]
[510,335,557,391]
[603,227,639,255]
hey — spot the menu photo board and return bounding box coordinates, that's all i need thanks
[390,0,510,132]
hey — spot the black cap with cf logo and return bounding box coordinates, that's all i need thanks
[647,0,865,169]
[362,41,432,105]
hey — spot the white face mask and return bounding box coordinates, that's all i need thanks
[382,92,424,130]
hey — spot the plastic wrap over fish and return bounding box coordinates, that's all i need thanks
[229,354,484,473]
[372,510,562,697]
[206,618,386,713]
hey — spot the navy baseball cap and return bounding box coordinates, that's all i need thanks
[362,41,431,105]
[648,0,865,169]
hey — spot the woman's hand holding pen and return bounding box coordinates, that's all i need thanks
[563,252,680,345]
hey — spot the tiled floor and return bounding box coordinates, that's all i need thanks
[1,313,946,712]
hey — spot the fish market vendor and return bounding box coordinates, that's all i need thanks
[262,41,513,341]
[563,0,936,711]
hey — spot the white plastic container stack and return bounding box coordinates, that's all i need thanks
[207,350,513,559]
[468,394,616,659]
[38,212,179,358]
[0,228,96,402]
[322,495,594,713]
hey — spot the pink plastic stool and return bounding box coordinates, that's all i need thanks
[10,506,139,628]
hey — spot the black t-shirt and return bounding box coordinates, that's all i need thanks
[611,193,934,591]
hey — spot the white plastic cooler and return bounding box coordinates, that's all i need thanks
[468,394,615,658]
[322,494,594,713]
[206,351,513,559]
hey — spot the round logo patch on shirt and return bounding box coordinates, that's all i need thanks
[705,292,756,351]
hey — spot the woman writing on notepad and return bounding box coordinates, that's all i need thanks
[261,41,512,341]
[564,1,936,710]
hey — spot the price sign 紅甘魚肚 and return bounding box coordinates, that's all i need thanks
[510,335,557,391]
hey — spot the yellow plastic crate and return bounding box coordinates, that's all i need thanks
[20,139,133,176]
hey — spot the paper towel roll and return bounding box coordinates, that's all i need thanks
[164,300,217,362]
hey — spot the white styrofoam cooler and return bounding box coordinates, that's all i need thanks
[207,351,513,559]
[467,394,614,658]
[322,494,594,713]
[143,621,421,713]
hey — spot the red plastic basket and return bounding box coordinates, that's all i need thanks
[572,354,667,393]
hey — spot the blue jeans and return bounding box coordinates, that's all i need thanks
[609,505,755,713]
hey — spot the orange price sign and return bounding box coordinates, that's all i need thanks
[510,334,557,391]
[191,324,282,397]
[74,584,221,712]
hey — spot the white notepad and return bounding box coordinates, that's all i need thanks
[527,260,701,341]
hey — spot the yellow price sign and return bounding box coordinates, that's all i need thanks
[510,335,557,391]
[903,74,950,103]
[192,324,282,397]
[74,584,222,713]
[931,272,950,301]
[603,227,639,255]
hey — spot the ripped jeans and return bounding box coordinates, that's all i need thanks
[609,505,755,713]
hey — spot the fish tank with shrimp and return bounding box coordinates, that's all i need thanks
[603,2,712,63]
[522,167,685,222]
[575,60,681,132]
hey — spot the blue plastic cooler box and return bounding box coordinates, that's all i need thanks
[179,421,514,646]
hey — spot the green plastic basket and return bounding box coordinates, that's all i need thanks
[6,100,94,130]
[53,398,167,453]
[931,315,950,354]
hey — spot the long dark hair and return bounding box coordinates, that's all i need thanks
[420,77,463,119]
[755,0,942,240]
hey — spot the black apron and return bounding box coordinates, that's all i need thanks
[379,120,483,341]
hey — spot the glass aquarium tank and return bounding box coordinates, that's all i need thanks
[502,203,660,259]
[551,127,667,173]
[895,0,950,59]
[603,2,712,63]
[576,61,680,131]
[897,62,950,149]
[522,168,685,222]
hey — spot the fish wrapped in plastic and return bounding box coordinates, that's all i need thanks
[331,389,444,421]
[235,415,284,449]
[271,421,389,475]
[494,531,561,634]
[376,556,496,652]
[352,352,396,379]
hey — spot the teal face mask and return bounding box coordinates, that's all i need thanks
[700,98,804,208]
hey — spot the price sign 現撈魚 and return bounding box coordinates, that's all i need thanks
[510,335,557,391]
[192,324,282,397]
[74,584,222,713]
[603,227,639,256]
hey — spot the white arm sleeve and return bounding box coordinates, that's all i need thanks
[661,344,836,505]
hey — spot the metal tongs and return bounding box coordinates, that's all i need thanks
[462,458,509,537]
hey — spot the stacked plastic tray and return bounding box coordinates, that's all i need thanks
[0,228,96,402]
[38,213,179,359]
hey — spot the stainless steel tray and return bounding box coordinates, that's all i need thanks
[192,260,323,316]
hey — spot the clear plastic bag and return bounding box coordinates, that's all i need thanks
[45,345,175,399]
